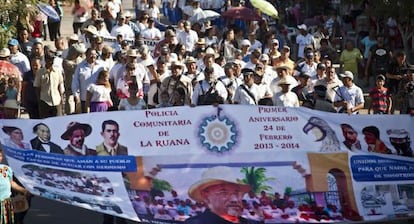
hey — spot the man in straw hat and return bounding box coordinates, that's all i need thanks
[272,78,300,107]
[185,166,259,224]
[61,122,96,156]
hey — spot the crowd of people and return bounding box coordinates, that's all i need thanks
[23,165,114,197]
[1,0,414,223]
[0,0,413,120]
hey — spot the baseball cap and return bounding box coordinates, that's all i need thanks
[242,68,256,77]
[8,39,19,46]
[184,20,191,27]
[282,45,290,51]
[259,54,269,61]
[317,63,326,70]
[339,71,354,80]
[271,39,279,45]
[297,24,307,30]
[241,39,251,46]
[305,51,314,59]
[376,74,386,81]
[299,72,311,78]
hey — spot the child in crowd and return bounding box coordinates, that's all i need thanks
[368,75,392,114]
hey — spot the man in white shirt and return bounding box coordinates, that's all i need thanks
[192,66,227,105]
[273,78,300,107]
[333,71,365,114]
[177,20,198,54]
[110,13,135,40]
[8,38,30,75]
[296,24,315,59]
[141,17,162,40]
[234,68,260,105]
[72,48,105,113]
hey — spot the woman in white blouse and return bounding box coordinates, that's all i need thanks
[86,70,113,112]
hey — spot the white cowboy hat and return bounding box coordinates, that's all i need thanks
[188,166,251,202]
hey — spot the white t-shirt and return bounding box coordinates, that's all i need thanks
[296,33,315,58]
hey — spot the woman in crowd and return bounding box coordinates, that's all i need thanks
[0,148,29,224]
[118,82,147,110]
[86,70,113,113]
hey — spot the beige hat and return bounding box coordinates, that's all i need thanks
[0,48,10,57]
[205,47,219,59]
[278,78,291,86]
[185,56,197,64]
[188,166,251,202]
[67,34,79,41]
[72,43,87,54]
[275,65,290,71]
[83,25,98,35]
[170,60,185,69]
[127,49,139,57]
[196,38,206,45]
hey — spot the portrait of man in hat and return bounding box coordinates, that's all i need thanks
[96,120,128,156]
[185,166,260,224]
[30,123,64,154]
[61,122,96,156]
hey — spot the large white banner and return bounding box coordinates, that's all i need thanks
[1,105,413,223]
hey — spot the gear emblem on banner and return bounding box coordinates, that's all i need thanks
[198,107,237,153]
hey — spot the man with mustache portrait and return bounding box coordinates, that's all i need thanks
[185,166,263,224]
[96,119,128,156]
[61,122,96,156]
[96,119,128,224]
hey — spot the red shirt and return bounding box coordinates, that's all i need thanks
[369,86,391,113]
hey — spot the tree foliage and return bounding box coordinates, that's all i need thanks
[0,0,41,47]
[240,167,275,194]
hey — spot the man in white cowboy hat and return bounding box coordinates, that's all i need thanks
[160,60,193,105]
[272,78,300,107]
[185,166,257,224]
[61,121,96,156]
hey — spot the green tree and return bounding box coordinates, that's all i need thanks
[239,167,275,194]
[150,178,173,198]
[0,0,40,47]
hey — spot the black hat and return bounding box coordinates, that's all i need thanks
[2,126,19,135]
[241,68,256,76]
[61,122,92,140]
